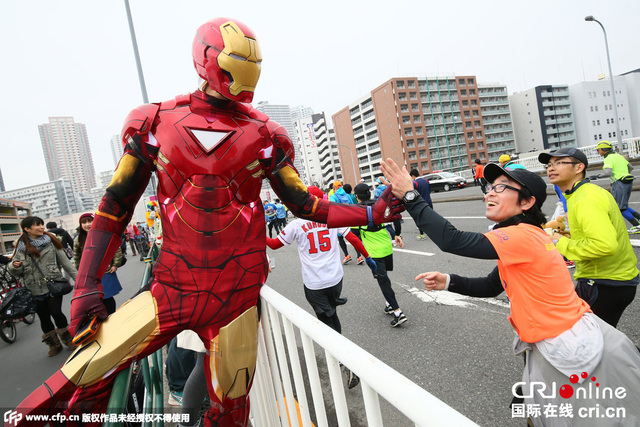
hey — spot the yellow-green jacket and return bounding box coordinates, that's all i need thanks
[557,180,638,282]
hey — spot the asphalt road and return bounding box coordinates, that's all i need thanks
[1,189,639,426]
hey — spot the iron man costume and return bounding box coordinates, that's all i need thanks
[10,18,402,427]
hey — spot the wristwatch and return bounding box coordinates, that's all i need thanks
[402,190,420,204]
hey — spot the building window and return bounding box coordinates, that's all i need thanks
[417,138,425,146]
[421,161,429,169]
[410,92,417,100]
[412,104,420,112]
[408,81,415,88]
[397,81,405,89]
[403,116,411,124]
[413,115,422,123]
[406,139,415,148]
[398,93,407,101]
[460,89,467,97]
[467,78,475,85]
[419,150,427,158]
[405,128,413,136]
[467,132,474,139]
[415,127,423,135]
[469,89,476,96]
[408,152,417,160]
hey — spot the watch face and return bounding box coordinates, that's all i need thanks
[405,191,416,201]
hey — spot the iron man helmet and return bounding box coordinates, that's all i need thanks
[192,18,262,103]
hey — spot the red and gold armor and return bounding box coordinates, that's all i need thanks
[10,17,402,427]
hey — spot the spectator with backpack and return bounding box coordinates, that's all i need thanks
[46,222,74,259]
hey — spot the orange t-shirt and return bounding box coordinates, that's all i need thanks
[484,223,590,343]
[475,164,484,179]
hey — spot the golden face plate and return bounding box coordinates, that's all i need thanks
[218,21,262,96]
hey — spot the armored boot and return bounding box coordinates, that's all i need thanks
[42,330,63,357]
[56,327,77,350]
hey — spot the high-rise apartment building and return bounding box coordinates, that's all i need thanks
[255,102,313,184]
[110,134,124,168]
[39,116,96,195]
[294,113,342,188]
[333,76,489,184]
[91,170,116,211]
[509,85,577,153]
[0,167,5,192]
[478,84,516,162]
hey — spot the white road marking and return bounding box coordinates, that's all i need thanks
[393,248,435,256]
[346,242,435,256]
[630,240,640,247]
[396,282,510,315]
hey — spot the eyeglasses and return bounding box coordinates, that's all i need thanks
[486,183,522,194]
[544,161,580,170]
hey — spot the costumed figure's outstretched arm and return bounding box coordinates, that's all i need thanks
[69,105,157,336]
[262,123,403,228]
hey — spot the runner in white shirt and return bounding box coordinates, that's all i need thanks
[266,186,376,388]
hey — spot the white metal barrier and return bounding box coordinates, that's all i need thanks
[460,137,640,178]
[248,285,477,427]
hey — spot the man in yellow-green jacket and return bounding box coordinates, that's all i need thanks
[591,140,640,233]
[539,147,638,327]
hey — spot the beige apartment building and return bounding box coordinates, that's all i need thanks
[333,76,490,184]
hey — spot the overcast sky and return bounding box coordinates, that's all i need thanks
[1,0,638,191]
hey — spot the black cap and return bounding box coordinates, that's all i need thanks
[353,183,370,195]
[484,163,547,208]
[538,147,588,168]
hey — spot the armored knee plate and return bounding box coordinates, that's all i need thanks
[209,306,259,401]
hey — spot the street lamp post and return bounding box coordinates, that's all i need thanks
[124,0,149,104]
[337,144,358,185]
[585,15,624,155]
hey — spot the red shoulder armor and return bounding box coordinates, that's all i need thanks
[237,102,269,123]
[121,103,160,148]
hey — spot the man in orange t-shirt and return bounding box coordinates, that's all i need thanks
[474,159,486,193]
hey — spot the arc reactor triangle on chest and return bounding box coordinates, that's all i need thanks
[190,128,234,154]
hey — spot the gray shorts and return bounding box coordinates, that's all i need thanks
[611,179,632,210]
